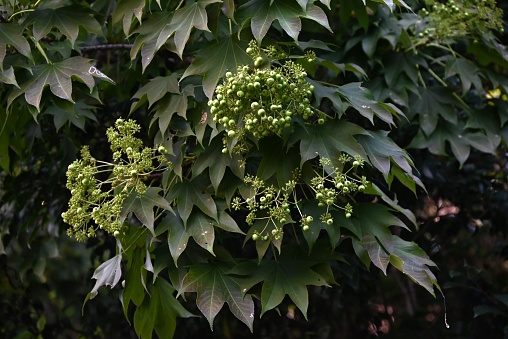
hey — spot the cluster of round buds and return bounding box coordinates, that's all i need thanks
[310,156,369,220]
[209,44,318,153]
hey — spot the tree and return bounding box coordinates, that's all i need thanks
[0,0,507,337]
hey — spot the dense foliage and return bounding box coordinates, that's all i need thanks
[0,0,507,338]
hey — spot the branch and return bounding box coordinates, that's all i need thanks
[79,44,133,51]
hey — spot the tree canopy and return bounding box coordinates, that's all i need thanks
[1,0,507,338]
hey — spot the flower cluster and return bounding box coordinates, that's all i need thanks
[209,41,321,154]
[233,156,370,243]
[62,119,170,241]
[418,0,503,40]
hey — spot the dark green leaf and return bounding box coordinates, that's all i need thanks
[187,210,215,255]
[181,36,251,99]
[242,255,329,319]
[179,263,254,331]
[133,278,194,339]
[166,176,218,225]
[8,57,112,111]
[290,119,368,168]
[0,23,32,70]
[390,236,439,297]
[27,6,102,47]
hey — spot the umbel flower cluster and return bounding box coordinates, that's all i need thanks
[418,0,503,40]
[209,41,321,154]
[62,119,169,242]
[232,155,369,243]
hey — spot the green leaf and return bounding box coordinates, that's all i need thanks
[130,12,174,72]
[257,136,300,187]
[46,100,97,132]
[158,212,190,267]
[389,236,439,297]
[290,119,368,168]
[156,0,221,59]
[112,0,146,34]
[216,202,244,234]
[193,135,245,192]
[357,130,424,192]
[445,57,483,94]
[0,67,19,87]
[122,187,174,236]
[300,201,346,250]
[242,254,329,319]
[122,248,147,318]
[360,235,390,274]
[409,121,496,166]
[27,6,103,48]
[336,82,402,125]
[8,57,110,111]
[0,23,32,70]
[150,85,194,138]
[239,0,303,42]
[238,0,331,42]
[133,278,194,339]
[409,87,460,135]
[166,176,218,226]
[351,203,409,254]
[181,36,251,99]
[88,254,123,299]
[187,210,215,255]
[179,262,254,331]
[131,73,181,111]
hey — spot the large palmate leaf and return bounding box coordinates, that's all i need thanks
[181,36,251,99]
[45,100,97,132]
[8,57,113,111]
[166,176,218,226]
[0,23,32,70]
[409,121,497,166]
[120,187,174,236]
[178,263,254,331]
[27,6,102,47]
[238,0,331,42]
[409,87,462,136]
[155,0,221,58]
[290,119,368,168]
[444,56,483,94]
[241,254,330,319]
[133,278,194,339]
